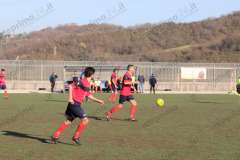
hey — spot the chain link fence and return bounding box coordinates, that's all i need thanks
[0,60,239,92]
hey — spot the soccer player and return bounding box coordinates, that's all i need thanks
[108,68,118,102]
[0,69,8,98]
[51,67,104,145]
[106,65,137,121]
[149,74,157,94]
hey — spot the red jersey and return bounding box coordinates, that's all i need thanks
[111,72,117,85]
[71,78,91,103]
[120,72,132,96]
[0,72,5,85]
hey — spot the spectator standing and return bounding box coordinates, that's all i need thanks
[49,72,58,93]
[138,74,145,93]
[149,74,157,94]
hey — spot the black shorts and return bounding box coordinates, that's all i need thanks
[65,102,87,121]
[111,83,116,92]
[0,84,6,90]
[237,84,240,94]
[119,95,135,104]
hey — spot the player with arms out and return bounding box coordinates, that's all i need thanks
[0,69,8,98]
[108,68,118,102]
[106,65,137,121]
[51,67,104,145]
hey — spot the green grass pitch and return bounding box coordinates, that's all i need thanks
[0,93,240,160]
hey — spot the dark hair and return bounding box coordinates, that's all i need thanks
[72,77,79,84]
[1,69,5,72]
[127,64,134,70]
[84,67,95,77]
[113,68,117,72]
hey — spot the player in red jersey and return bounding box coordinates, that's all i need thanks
[108,68,118,102]
[106,65,137,121]
[0,69,8,98]
[51,67,104,145]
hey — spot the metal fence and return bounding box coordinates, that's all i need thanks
[0,60,239,92]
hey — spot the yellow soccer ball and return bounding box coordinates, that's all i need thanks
[156,98,165,108]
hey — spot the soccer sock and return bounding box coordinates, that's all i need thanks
[112,92,117,102]
[74,122,87,139]
[53,121,69,139]
[130,105,137,119]
[108,93,114,101]
[3,90,8,98]
[109,105,121,113]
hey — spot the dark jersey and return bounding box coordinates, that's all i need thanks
[120,72,132,96]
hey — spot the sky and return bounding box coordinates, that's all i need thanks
[0,0,240,34]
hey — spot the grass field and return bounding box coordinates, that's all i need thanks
[1,93,240,160]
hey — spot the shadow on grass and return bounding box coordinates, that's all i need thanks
[194,101,225,104]
[57,112,132,122]
[45,99,66,103]
[88,116,132,122]
[0,130,74,146]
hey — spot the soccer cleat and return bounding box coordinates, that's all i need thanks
[105,112,112,121]
[50,136,59,144]
[72,137,81,145]
[129,118,137,122]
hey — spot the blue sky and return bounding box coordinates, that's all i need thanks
[0,0,240,34]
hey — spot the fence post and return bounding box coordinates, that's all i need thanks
[63,61,66,93]
[213,63,215,91]
[18,60,21,80]
[40,60,43,81]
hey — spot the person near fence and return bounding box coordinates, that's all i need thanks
[237,76,240,94]
[0,69,8,98]
[149,74,157,94]
[49,72,58,92]
[133,75,139,93]
[138,74,145,93]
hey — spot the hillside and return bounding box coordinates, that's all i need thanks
[1,11,240,62]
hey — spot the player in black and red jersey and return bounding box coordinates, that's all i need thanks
[0,69,8,98]
[108,68,118,102]
[106,65,137,121]
[51,67,104,145]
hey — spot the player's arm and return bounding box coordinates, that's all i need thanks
[68,85,74,104]
[88,95,104,105]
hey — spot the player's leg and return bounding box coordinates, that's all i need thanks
[52,119,72,143]
[73,117,89,145]
[139,83,143,93]
[112,90,118,102]
[51,82,54,92]
[1,84,8,98]
[51,103,74,143]
[72,104,88,145]
[108,83,117,102]
[106,95,125,120]
[153,85,156,94]
[142,83,144,93]
[129,97,137,121]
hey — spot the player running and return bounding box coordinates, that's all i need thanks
[51,67,104,145]
[108,68,118,103]
[106,65,137,121]
[0,69,8,98]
